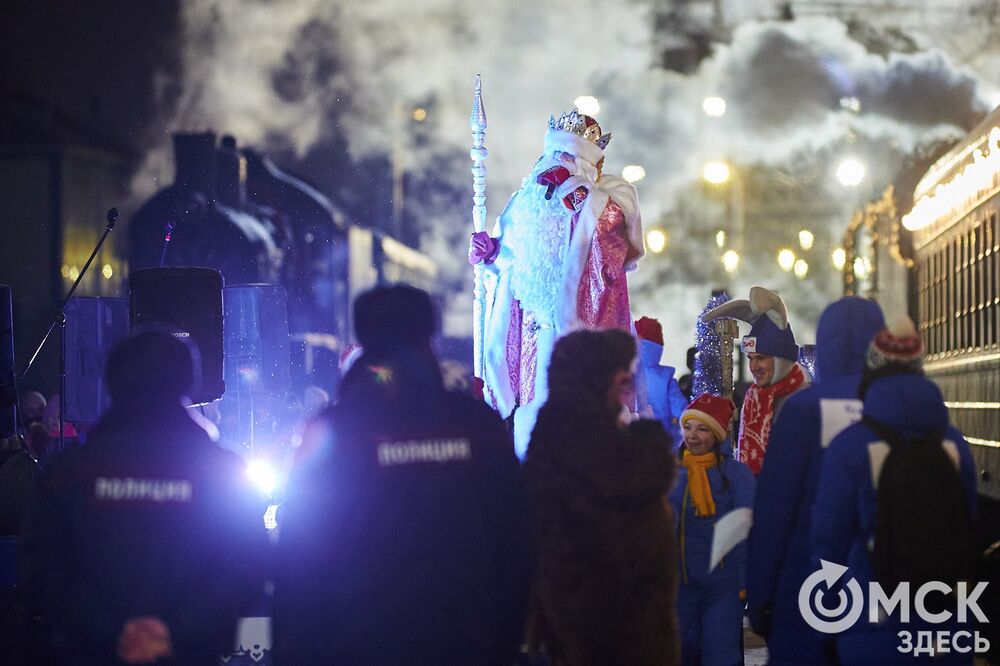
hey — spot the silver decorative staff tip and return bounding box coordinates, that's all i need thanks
[471,74,487,130]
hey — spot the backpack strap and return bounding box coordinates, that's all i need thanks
[860,415,904,449]
[857,366,922,400]
[861,415,946,451]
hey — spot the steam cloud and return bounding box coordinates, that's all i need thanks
[134,0,997,368]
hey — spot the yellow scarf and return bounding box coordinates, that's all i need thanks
[682,450,717,517]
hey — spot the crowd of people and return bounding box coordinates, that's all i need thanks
[2,282,992,666]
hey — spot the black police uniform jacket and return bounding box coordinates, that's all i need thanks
[273,351,532,665]
[19,401,267,665]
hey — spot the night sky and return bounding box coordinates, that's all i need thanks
[1,1,181,155]
[3,1,998,368]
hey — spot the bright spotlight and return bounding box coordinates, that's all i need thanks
[777,248,796,272]
[702,96,727,117]
[412,107,427,122]
[716,230,727,248]
[703,161,731,185]
[798,229,815,251]
[722,250,740,273]
[832,248,846,270]
[622,165,646,183]
[836,158,866,187]
[574,96,600,116]
[793,259,809,279]
[247,459,276,495]
[647,228,668,254]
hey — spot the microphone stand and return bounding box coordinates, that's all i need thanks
[19,207,119,454]
[159,221,175,267]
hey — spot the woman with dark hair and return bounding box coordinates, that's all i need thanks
[525,328,679,666]
[670,394,755,666]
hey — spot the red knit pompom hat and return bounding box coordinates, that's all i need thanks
[866,313,924,371]
[680,393,736,443]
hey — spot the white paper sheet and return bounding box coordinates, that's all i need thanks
[709,507,753,572]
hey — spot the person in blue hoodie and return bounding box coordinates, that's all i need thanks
[635,316,688,446]
[811,315,978,665]
[670,393,755,666]
[745,297,884,664]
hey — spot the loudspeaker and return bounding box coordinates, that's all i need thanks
[224,284,290,395]
[0,287,15,439]
[129,267,225,404]
[64,298,129,423]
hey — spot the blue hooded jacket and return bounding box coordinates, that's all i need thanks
[745,297,884,664]
[811,373,978,664]
[637,339,686,447]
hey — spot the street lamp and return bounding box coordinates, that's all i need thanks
[832,248,846,271]
[798,229,815,251]
[702,96,727,117]
[722,250,739,273]
[778,248,796,272]
[574,96,600,116]
[622,165,646,183]
[793,259,809,279]
[647,228,668,254]
[836,158,866,187]
[703,161,731,185]
[704,160,745,268]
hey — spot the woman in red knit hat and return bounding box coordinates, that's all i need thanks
[669,394,756,666]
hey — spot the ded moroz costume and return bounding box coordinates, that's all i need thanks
[470,109,645,456]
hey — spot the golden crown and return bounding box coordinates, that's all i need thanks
[548,108,612,150]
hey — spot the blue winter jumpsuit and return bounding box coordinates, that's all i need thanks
[745,297,884,664]
[670,454,755,666]
[812,372,978,665]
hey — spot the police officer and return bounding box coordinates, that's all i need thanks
[273,285,532,665]
[20,329,266,665]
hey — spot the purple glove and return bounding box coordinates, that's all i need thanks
[468,231,500,265]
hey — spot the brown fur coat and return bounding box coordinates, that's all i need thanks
[525,406,679,666]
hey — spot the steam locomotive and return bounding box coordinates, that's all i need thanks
[127,133,437,459]
[128,132,437,390]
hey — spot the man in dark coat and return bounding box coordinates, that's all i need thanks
[19,329,267,665]
[273,285,532,665]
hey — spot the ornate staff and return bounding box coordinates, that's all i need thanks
[715,318,739,400]
[694,292,734,399]
[470,75,488,379]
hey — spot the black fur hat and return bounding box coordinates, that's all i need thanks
[353,284,438,353]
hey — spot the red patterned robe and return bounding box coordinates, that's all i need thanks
[481,129,644,456]
[503,199,637,407]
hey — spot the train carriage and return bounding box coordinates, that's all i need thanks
[845,107,1000,507]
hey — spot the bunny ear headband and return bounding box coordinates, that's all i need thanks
[701,286,789,330]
